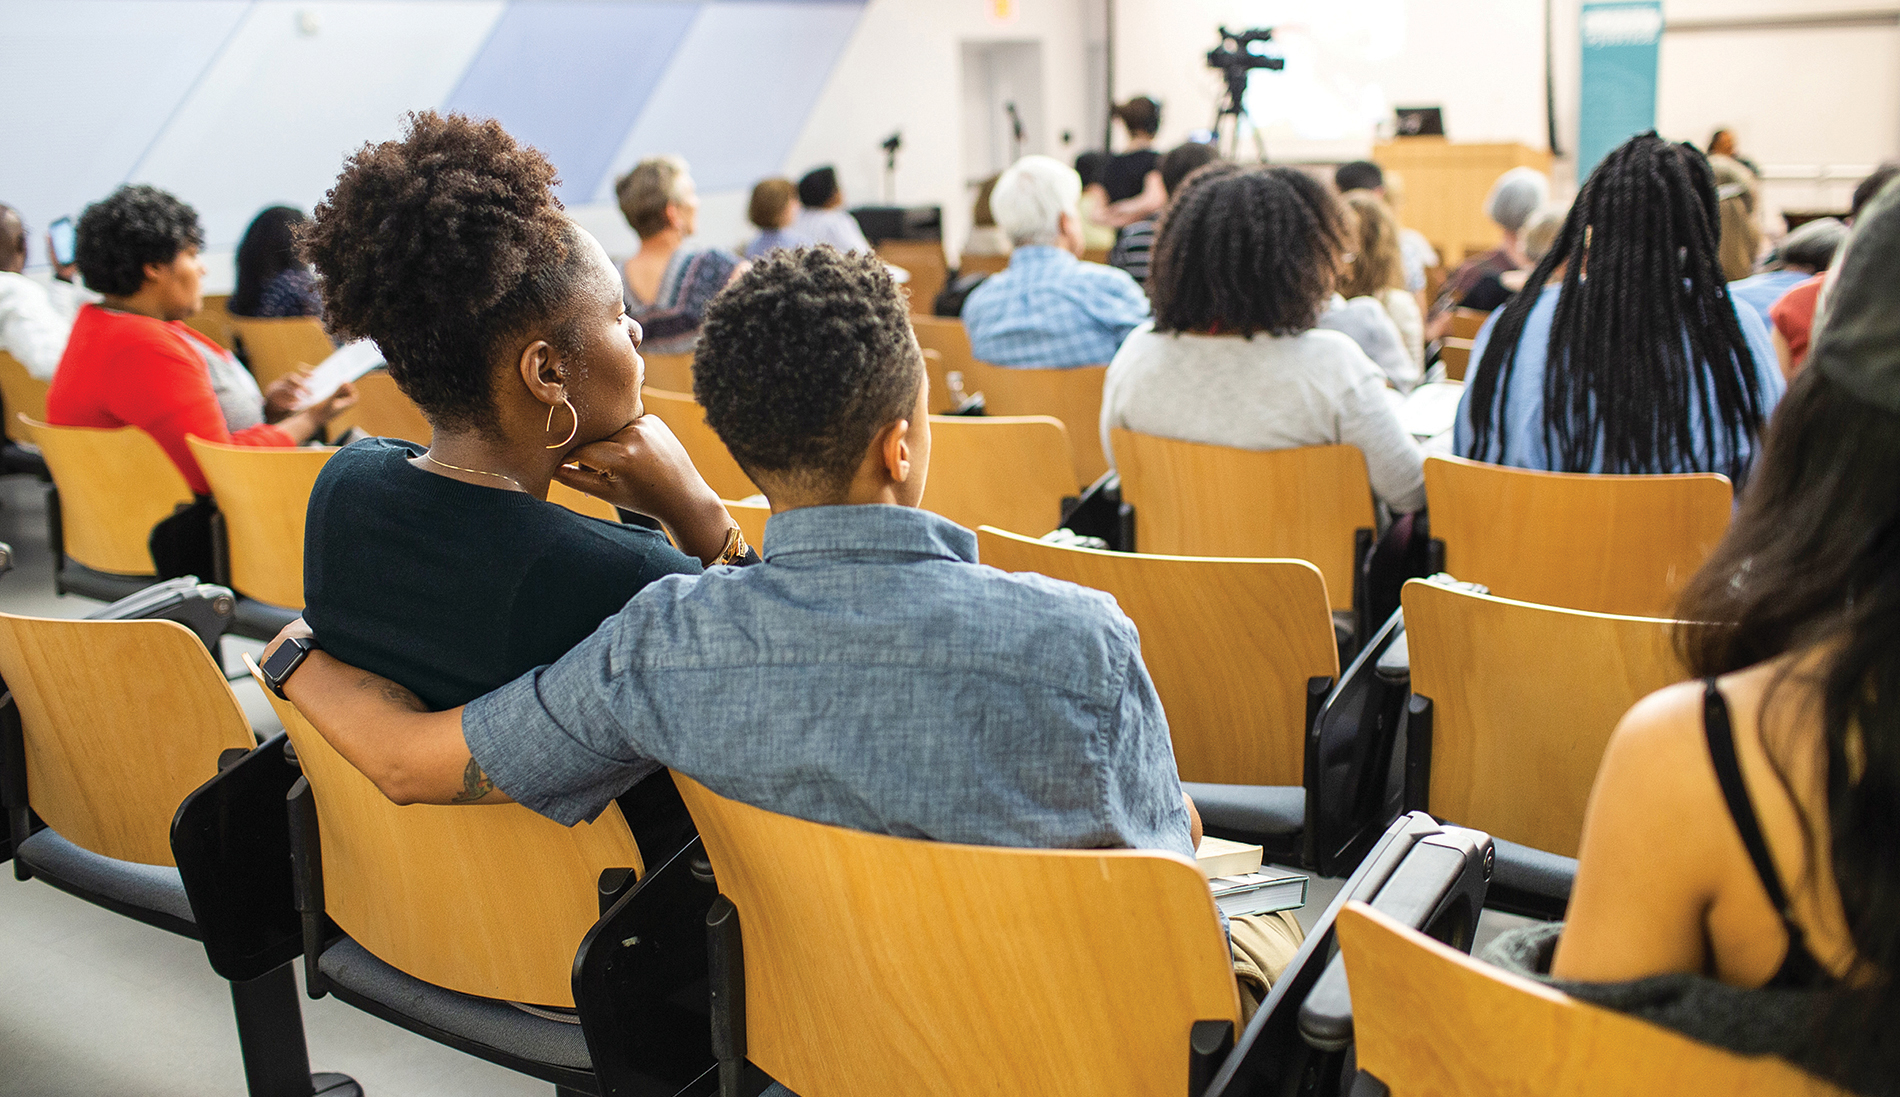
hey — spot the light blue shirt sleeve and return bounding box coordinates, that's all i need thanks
[1092,267,1154,351]
[1100,640,1195,858]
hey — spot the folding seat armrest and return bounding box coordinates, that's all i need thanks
[1296,824,1493,1052]
[83,577,236,656]
[2,690,32,877]
[285,776,332,998]
[171,733,308,982]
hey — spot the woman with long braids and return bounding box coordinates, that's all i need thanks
[1455,133,1784,481]
[1537,178,1900,1095]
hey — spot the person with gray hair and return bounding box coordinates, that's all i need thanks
[616,154,745,356]
[1729,216,1848,333]
[1428,166,1551,334]
[961,155,1150,368]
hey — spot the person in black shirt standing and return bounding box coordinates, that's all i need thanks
[1084,96,1167,250]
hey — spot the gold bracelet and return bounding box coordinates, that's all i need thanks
[711,525,749,566]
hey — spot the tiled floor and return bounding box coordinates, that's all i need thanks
[0,472,1531,1095]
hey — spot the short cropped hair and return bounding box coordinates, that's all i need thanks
[797,166,840,209]
[989,156,1082,248]
[695,248,920,494]
[1520,203,1568,264]
[1485,167,1550,234]
[1772,217,1848,272]
[1334,160,1384,194]
[1851,161,1900,220]
[1159,142,1220,197]
[302,111,589,433]
[748,178,797,230]
[1115,96,1161,137]
[616,155,692,238]
[1149,164,1347,338]
[75,184,204,297]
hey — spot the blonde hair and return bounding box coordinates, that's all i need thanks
[748,177,797,230]
[616,155,692,238]
[1338,190,1405,299]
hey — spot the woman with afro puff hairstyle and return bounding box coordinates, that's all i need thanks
[296,110,749,785]
[46,184,357,497]
[1099,164,1427,513]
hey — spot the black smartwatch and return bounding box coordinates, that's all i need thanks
[261,635,321,700]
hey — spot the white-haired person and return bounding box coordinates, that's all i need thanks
[1426,166,1551,339]
[616,155,746,357]
[960,155,1151,369]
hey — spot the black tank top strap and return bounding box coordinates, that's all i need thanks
[1702,678,1828,988]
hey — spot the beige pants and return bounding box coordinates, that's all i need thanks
[1230,910,1307,1025]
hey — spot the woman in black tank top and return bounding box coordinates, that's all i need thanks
[1560,181,1900,1093]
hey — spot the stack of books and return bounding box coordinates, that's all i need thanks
[1194,836,1310,918]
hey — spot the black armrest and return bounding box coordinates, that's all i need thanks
[2,689,33,875]
[573,837,726,1097]
[1306,607,1411,876]
[285,775,332,999]
[170,733,306,982]
[1199,812,1492,1097]
[1296,823,1493,1051]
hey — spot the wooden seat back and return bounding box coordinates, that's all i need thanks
[875,240,948,315]
[0,351,49,444]
[1338,902,1848,1096]
[187,438,333,608]
[184,294,238,350]
[640,387,758,501]
[1111,429,1374,612]
[1446,306,1490,341]
[979,528,1336,786]
[1438,337,1475,381]
[228,316,334,388]
[1425,455,1732,618]
[641,352,695,395]
[546,481,620,522]
[962,361,1109,487]
[0,615,253,865]
[22,417,193,575]
[252,662,642,1007]
[923,415,1075,535]
[958,252,1010,277]
[913,316,972,413]
[674,774,1240,1097]
[1402,579,1685,857]
[331,371,432,445]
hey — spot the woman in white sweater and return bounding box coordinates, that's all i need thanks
[1101,163,1426,513]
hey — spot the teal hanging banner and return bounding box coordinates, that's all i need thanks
[1578,1,1663,179]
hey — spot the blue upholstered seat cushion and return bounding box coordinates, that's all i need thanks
[1491,838,1577,904]
[1179,782,1306,837]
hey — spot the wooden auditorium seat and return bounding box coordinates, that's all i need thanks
[185,293,239,351]
[186,438,333,636]
[922,415,1075,536]
[255,665,716,1094]
[640,351,695,395]
[875,239,948,315]
[327,370,431,445]
[1338,902,1848,1096]
[1401,578,1686,916]
[227,316,334,388]
[1425,454,1733,618]
[676,773,1244,1097]
[639,387,758,502]
[0,351,49,445]
[1111,429,1375,618]
[961,361,1109,487]
[0,613,353,1095]
[911,315,973,413]
[21,416,192,600]
[978,527,1339,864]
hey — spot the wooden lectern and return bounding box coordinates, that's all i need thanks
[1373,139,1552,265]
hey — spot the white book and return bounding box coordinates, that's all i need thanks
[293,340,385,410]
[1398,380,1466,440]
[1194,835,1264,879]
[1209,869,1309,918]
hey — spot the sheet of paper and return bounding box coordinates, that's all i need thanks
[1398,380,1466,440]
[293,340,385,409]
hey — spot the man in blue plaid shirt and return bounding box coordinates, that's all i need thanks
[961,155,1151,369]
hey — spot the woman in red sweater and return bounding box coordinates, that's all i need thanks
[46,185,355,495]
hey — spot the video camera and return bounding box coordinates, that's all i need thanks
[1207,26,1285,76]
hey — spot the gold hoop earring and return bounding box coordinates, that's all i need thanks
[545,395,579,449]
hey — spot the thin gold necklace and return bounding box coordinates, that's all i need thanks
[421,451,526,493]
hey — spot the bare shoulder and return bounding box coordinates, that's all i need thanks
[1605,679,1709,764]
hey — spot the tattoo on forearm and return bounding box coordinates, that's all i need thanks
[355,672,426,712]
[451,756,498,803]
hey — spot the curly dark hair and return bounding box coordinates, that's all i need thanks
[301,111,589,432]
[75,184,204,297]
[694,247,919,493]
[1148,164,1346,337]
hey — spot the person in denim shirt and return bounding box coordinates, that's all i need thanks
[271,247,1302,1021]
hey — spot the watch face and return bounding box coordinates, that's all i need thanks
[261,639,305,683]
